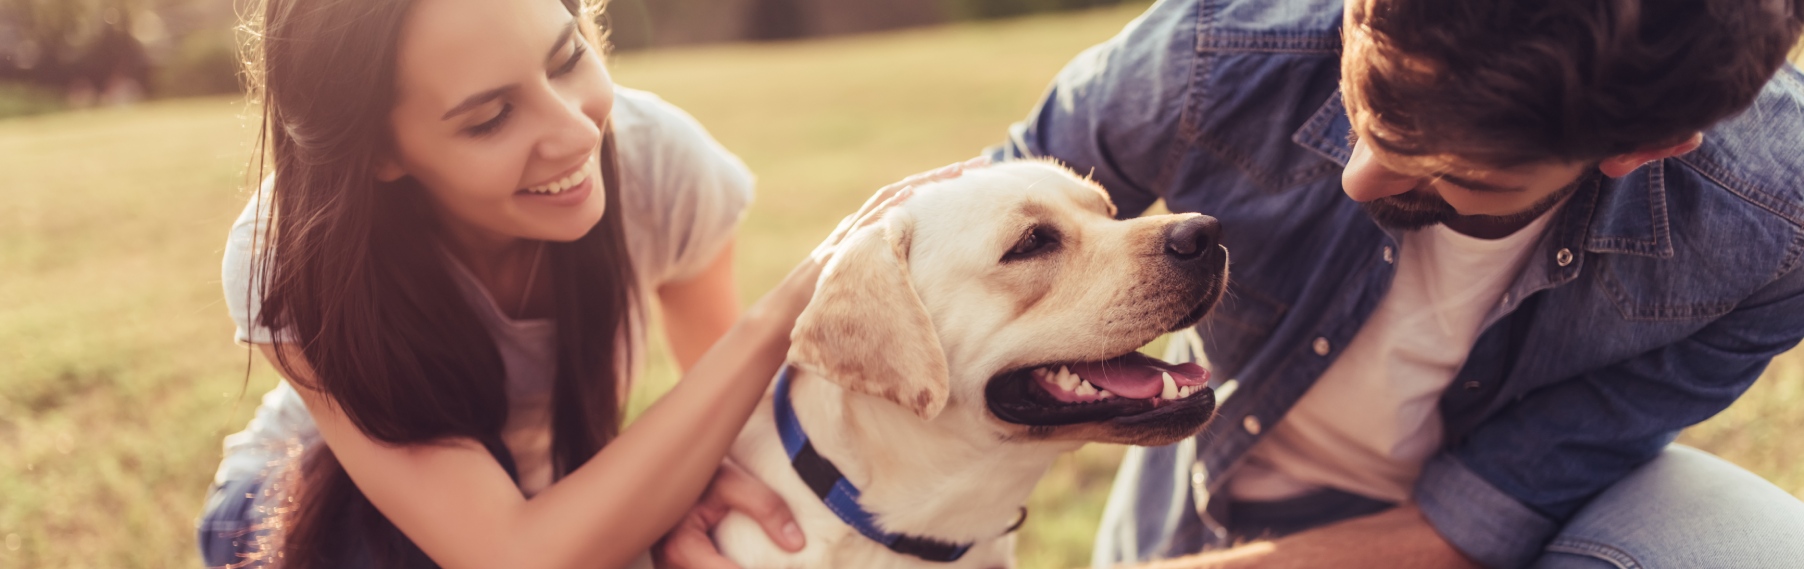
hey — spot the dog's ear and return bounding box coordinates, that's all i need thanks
[789,212,949,420]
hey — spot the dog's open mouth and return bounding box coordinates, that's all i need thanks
[985,351,1214,426]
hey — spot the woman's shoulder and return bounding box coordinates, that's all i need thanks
[222,179,285,344]
[609,87,750,183]
[610,87,755,285]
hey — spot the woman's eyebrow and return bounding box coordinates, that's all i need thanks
[546,20,576,62]
[440,21,578,121]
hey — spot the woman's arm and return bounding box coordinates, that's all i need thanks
[277,258,815,569]
[658,240,741,372]
[271,164,957,569]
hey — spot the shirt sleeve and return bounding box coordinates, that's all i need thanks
[222,180,292,345]
[984,0,1197,218]
[1413,267,1804,568]
[611,88,755,286]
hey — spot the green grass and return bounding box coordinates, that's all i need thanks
[0,83,66,120]
[1,5,1800,568]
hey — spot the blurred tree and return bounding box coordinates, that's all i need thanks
[1,0,151,94]
[746,0,810,41]
[1,0,243,100]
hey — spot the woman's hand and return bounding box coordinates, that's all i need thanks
[809,156,992,266]
[652,157,994,568]
[767,156,993,316]
[653,460,802,569]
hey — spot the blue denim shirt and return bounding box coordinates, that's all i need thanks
[988,0,1804,566]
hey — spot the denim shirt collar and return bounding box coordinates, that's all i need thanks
[1290,90,1674,321]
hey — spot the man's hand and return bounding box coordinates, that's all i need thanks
[654,460,805,569]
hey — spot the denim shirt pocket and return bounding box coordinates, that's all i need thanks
[1185,1,1345,194]
[1590,160,1799,321]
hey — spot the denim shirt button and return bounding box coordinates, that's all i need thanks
[1382,245,1395,264]
[1556,248,1575,267]
[1242,415,1262,435]
[1500,292,1512,307]
[1312,337,1332,356]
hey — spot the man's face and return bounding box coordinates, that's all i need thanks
[1339,0,1592,233]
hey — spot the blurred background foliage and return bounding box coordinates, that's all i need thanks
[0,0,1141,119]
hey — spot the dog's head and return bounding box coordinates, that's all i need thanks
[788,160,1224,446]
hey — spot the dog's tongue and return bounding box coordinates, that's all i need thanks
[1070,352,1210,399]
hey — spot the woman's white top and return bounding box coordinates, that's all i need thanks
[216,88,753,497]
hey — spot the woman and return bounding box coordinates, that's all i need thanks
[197,0,977,566]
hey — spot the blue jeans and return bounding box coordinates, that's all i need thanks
[1531,445,1804,568]
[197,477,275,568]
[1096,444,1804,568]
[196,477,376,568]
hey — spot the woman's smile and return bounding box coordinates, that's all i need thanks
[516,153,598,207]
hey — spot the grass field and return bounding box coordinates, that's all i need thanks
[1,4,1800,568]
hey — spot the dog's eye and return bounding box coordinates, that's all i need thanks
[1003,226,1057,262]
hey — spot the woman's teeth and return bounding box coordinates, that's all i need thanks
[523,158,594,194]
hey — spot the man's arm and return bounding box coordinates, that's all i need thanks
[1139,505,1477,569]
[1413,262,1804,567]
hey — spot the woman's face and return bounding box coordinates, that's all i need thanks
[383,0,612,244]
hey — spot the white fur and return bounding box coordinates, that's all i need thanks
[714,162,1212,569]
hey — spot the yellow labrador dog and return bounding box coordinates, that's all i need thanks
[714,160,1227,569]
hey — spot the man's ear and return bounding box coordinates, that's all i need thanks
[1600,131,1703,178]
[789,211,949,420]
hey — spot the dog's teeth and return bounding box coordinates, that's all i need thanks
[1098,389,1114,399]
[1178,385,1195,398]
[1161,372,1179,400]
[1075,380,1098,396]
[1031,368,1049,381]
[1057,366,1079,392]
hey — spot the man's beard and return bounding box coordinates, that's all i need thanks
[1360,171,1592,231]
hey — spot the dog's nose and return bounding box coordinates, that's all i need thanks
[1165,215,1222,260]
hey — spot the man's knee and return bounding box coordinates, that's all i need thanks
[1531,445,1804,568]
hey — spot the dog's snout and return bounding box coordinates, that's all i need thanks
[1165,215,1222,260]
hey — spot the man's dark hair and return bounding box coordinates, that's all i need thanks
[1344,0,1804,165]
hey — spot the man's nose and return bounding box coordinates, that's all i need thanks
[1341,139,1420,202]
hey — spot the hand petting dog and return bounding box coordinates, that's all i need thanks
[655,157,992,569]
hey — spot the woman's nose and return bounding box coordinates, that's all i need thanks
[537,92,602,162]
[1341,139,1421,202]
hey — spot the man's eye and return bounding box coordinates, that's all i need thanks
[1003,226,1057,262]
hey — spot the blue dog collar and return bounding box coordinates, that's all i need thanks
[772,367,1026,563]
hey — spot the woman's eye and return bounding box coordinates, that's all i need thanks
[1003,227,1055,262]
[551,42,587,78]
[464,103,512,137]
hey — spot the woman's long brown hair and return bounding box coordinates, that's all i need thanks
[241,0,631,566]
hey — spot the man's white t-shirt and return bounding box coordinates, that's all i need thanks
[215,88,754,498]
[1228,208,1559,503]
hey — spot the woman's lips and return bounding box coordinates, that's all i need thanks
[514,172,593,207]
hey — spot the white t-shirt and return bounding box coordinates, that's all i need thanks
[215,87,753,497]
[1228,208,1558,503]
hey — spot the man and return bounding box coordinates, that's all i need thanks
[659,1,1804,567]
[986,0,1804,567]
